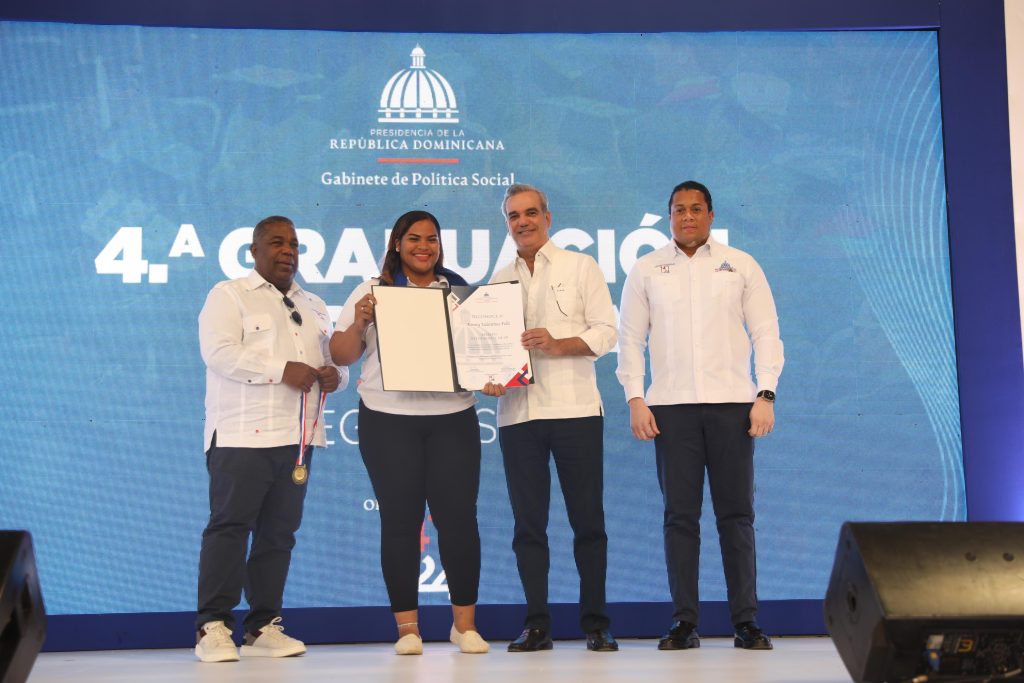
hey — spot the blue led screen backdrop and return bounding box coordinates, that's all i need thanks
[0,23,962,614]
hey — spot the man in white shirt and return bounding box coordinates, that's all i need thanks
[484,184,619,652]
[617,181,784,652]
[194,216,347,663]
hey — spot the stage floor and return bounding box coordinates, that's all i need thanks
[30,636,853,683]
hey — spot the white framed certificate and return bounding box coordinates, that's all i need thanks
[372,286,458,392]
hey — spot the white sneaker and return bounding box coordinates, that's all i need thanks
[240,617,306,658]
[450,625,490,654]
[195,621,239,663]
[394,633,423,655]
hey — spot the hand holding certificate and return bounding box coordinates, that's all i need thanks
[373,282,533,392]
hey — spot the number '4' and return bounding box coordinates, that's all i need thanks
[95,227,148,283]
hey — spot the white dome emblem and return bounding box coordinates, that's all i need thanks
[378,45,460,124]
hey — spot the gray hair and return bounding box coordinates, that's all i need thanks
[501,183,549,217]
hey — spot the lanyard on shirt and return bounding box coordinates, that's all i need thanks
[292,391,326,485]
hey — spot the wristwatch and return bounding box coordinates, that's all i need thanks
[756,390,776,402]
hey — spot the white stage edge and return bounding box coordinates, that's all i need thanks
[30,636,852,683]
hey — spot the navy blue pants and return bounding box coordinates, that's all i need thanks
[358,403,482,612]
[652,403,757,626]
[499,416,610,633]
[196,442,310,633]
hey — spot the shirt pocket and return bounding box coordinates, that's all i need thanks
[546,283,578,335]
[710,271,743,304]
[649,277,681,312]
[242,313,275,350]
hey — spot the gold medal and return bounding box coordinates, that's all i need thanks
[293,392,325,486]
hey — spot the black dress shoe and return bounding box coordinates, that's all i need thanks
[734,622,773,650]
[586,629,619,652]
[508,627,553,652]
[658,621,700,650]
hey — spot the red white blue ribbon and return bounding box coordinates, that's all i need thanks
[296,391,327,468]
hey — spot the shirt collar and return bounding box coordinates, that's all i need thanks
[669,236,719,259]
[517,239,557,267]
[409,275,448,288]
[245,269,301,296]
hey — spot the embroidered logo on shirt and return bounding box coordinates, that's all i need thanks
[714,260,736,272]
[657,264,672,274]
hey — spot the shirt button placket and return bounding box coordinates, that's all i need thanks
[690,263,704,401]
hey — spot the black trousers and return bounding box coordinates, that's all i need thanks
[196,442,311,633]
[651,403,757,626]
[499,416,610,633]
[358,402,481,612]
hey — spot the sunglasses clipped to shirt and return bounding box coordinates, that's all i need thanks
[282,295,303,325]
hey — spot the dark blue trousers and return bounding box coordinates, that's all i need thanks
[196,442,310,633]
[358,403,482,612]
[651,403,757,626]
[499,416,610,633]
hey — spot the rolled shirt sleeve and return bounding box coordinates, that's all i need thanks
[576,256,618,359]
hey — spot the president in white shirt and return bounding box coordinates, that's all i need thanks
[617,181,784,652]
[484,184,619,653]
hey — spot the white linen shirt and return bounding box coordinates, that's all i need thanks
[489,240,617,428]
[199,270,347,451]
[337,277,476,416]
[616,237,784,405]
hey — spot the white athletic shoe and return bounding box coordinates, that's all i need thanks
[240,617,307,658]
[450,625,490,654]
[194,621,239,663]
[394,633,423,655]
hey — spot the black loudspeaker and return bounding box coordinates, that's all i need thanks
[825,522,1024,683]
[0,531,46,683]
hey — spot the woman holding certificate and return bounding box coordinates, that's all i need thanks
[330,210,488,655]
